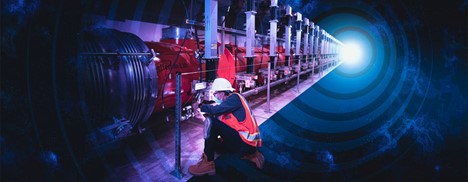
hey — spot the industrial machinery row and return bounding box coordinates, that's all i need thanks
[79,0,344,147]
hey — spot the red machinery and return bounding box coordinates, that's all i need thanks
[147,37,299,116]
[145,42,201,112]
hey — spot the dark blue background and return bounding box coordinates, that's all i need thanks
[258,0,467,180]
[1,0,466,181]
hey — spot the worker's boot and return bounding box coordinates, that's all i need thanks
[242,150,265,169]
[188,153,215,176]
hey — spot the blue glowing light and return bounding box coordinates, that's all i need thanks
[341,41,364,66]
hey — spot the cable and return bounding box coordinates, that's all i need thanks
[160,0,194,109]
[160,30,190,109]
[180,0,190,20]
[221,5,231,25]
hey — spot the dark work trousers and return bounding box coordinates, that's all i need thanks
[204,117,256,161]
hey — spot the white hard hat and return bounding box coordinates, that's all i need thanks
[211,78,235,92]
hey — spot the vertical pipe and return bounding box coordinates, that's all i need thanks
[314,25,320,61]
[284,6,292,67]
[269,0,278,70]
[204,0,218,59]
[171,72,183,179]
[303,18,309,72]
[204,0,219,81]
[234,34,238,67]
[266,57,271,113]
[314,26,318,75]
[309,22,315,77]
[319,29,324,76]
[294,12,302,93]
[294,12,302,65]
[245,0,256,74]
[221,16,225,55]
[309,22,314,61]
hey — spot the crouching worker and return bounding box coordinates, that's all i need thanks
[189,78,264,176]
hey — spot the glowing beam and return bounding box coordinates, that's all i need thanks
[340,42,364,66]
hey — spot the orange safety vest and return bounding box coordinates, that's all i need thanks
[218,93,262,147]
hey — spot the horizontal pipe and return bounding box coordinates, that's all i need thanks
[241,75,292,98]
[240,60,342,98]
[240,67,314,98]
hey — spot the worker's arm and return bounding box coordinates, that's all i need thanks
[200,94,242,116]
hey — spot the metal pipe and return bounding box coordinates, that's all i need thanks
[303,18,309,66]
[269,0,278,58]
[269,0,278,71]
[204,0,218,60]
[266,58,271,113]
[245,2,256,58]
[296,62,300,93]
[309,22,314,62]
[241,71,294,98]
[294,13,302,93]
[204,0,219,81]
[284,5,292,57]
[171,72,183,179]
[294,12,302,59]
[221,16,225,55]
[245,0,256,74]
[240,65,321,98]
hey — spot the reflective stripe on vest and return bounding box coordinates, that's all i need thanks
[218,93,262,147]
[239,131,261,142]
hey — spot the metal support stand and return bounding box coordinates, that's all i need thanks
[312,57,315,82]
[297,64,300,93]
[171,72,184,179]
[266,57,273,113]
